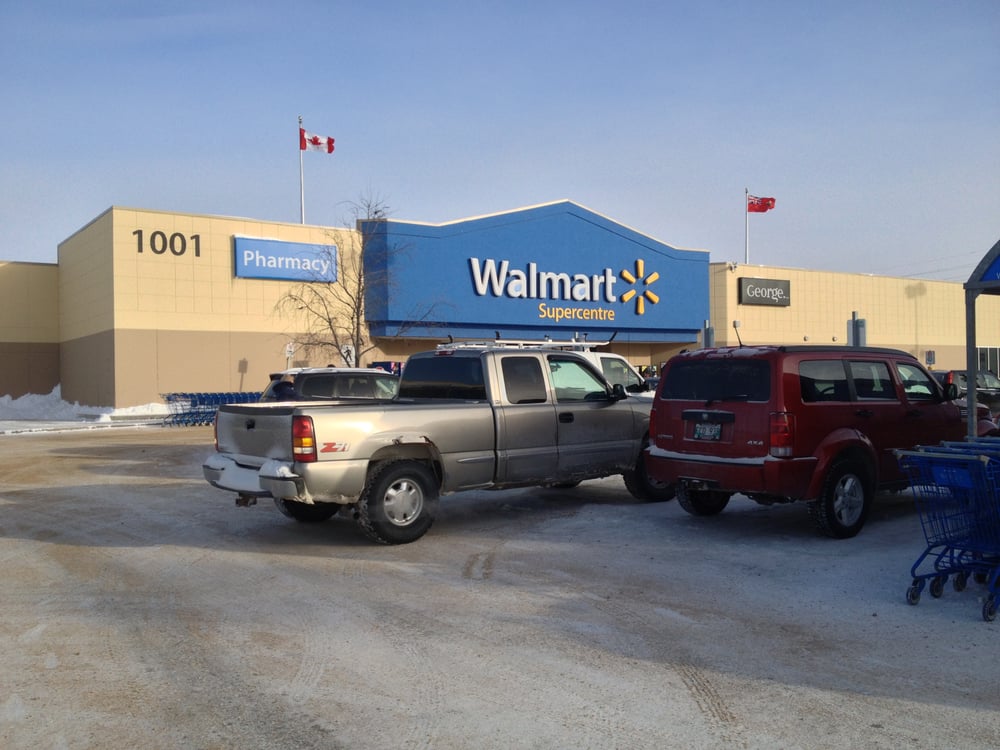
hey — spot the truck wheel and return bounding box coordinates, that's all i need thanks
[623,439,675,502]
[356,461,438,545]
[273,498,339,523]
[808,459,872,539]
[676,485,731,516]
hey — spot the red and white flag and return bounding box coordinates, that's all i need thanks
[299,128,335,154]
[747,194,776,213]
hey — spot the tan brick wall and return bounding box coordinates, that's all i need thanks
[5,207,999,407]
[709,263,1000,370]
[0,262,60,398]
[0,342,60,399]
[55,208,374,406]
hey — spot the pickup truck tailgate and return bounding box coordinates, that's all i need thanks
[215,403,296,461]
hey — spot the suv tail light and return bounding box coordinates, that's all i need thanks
[769,412,793,457]
[292,416,317,462]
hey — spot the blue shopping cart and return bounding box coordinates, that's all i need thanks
[161,392,262,426]
[895,448,1000,622]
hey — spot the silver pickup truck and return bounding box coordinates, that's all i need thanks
[203,345,672,544]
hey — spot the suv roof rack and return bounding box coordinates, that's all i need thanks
[436,332,616,352]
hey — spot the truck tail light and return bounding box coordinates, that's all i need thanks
[213,412,219,451]
[769,412,793,457]
[292,416,317,462]
[648,404,658,440]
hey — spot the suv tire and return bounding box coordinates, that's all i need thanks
[809,459,872,539]
[623,439,676,502]
[676,485,731,516]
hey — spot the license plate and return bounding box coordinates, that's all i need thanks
[693,422,721,440]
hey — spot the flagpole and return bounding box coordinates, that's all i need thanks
[744,187,749,264]
[299,115,305,224]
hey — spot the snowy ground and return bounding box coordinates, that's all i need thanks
[0,387,168,434]
[1,426,998,749]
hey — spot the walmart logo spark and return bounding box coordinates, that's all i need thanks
[619,260,660,315]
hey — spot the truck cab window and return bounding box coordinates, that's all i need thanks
[501,356,547,404]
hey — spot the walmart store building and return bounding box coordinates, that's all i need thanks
[2,200,998,408]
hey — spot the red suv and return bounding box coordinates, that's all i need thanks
[646,346,979,538]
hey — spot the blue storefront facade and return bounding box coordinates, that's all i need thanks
[361,201,709,348]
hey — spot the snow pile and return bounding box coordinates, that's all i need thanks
[0,386,168,422]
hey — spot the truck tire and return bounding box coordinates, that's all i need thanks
[623,440,675,502]
[273,498,339,523]
[808,459,872,539]
[355,461,439,545]
[676,485,731,516]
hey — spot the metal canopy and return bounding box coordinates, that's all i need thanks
[963,237,1000,436]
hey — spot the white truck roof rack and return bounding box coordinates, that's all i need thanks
[436,333,614,352]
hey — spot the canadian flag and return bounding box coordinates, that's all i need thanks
[299,128,335,154]
[747,194,776,213]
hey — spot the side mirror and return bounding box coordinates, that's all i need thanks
[611,383,627,400]
[943,383,959,400]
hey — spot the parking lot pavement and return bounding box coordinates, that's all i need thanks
[2,426,998,749]
[0,415,162,435]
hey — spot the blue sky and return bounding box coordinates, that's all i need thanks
[2,1,997,281]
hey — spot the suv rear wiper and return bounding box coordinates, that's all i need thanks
[705,394,751,405]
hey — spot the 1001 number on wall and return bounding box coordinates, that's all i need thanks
[133,230,201,257]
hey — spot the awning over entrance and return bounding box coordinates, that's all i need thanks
[963,236,1000,435]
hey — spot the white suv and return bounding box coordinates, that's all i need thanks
[260,367,399,402]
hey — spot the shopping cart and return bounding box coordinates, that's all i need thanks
[161,392,261,426]
[895,448,1000,622]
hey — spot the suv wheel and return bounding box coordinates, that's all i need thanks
[623,439,676,502]
[676,485,731,516]
[809,459,872,539]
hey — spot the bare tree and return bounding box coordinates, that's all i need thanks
[276,192,444,367]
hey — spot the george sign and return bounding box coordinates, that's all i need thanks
[739,277,791,307]
[233,236,337,282]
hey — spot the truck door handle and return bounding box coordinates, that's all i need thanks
[559,412,575,423]
[854,409,874,418]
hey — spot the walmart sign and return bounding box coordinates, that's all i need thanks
[359,201,710,343]
[233,237,338,282]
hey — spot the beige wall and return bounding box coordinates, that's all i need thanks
[60,330,115,407]
[709,263,1000,369]
[3,206,998,407]
[0,261,60,398]
[54,207,389,407]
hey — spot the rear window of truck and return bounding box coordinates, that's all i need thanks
[661,359,771,402]
[398,357,487,400]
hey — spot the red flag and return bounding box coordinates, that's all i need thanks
[299,128,335,154]
[747,195,776,213]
